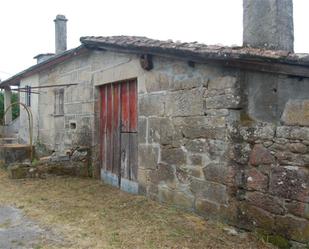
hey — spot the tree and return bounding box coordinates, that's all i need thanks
[0,91,20,124]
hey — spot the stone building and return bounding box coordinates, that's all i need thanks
[1,0,309,245]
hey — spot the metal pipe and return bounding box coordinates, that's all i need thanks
[17,83,77,90]
[3,102,34,162]
[11,89,40,94]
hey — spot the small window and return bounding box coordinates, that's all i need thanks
[25,85,31,107]
[54,88,64,115]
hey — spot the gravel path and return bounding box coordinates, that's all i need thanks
[0,206,55,249]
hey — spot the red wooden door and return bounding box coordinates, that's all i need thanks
[100,79,138,188]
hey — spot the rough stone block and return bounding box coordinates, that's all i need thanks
[246,192,285,215]
[144,71,170,92]
[173,116,226,140]
[149,163,175,185]
[281,100,309,126]
[138,117,147,144]
[77,68,91,82]
[195,198,220,217]
[82,102,94,114]
[205,94,240,109]
[184,139,208,153]
[207,139,229,160]
[208,76,237,90]
[245,168,268,192]
[139,94,165,116]
[286,201,309,220]
[270,167,309,202]
[169,74,208,90]
[165,88,205,116]
[276,126,292,139]
[190,178,228,205]
[137,168,150,186]
[65,103,83,114]
[240,124,275,142]
[189,154,203,166]
[138,145,159,169]
[173,191,195,210]
[205,109,229,117]
[238,203,275,232]
[275,215,309,243]
[290,127,309,141]
[203,163,235,186]
[275,151,309,167]
[148,117,182,146]
[228,143,251,165]
[175,166,190,184]
[288,143,307,154]
[161,147,186,165]
[249,144,275,166]
[185,166,204,179]
[158,185,174,204]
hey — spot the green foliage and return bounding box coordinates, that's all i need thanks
[0,91,20,124]
[256,229,291,249]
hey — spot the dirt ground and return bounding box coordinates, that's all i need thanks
[0,169,275,249]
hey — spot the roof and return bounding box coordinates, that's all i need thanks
[80,36,309,66]
[2,35,309,88]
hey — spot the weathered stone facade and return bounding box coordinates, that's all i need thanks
[37,51,95,153]
[3,45,309,246]
[235,123,309,244]
[136,60,240,219]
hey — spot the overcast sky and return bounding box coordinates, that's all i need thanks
[0,0,308,80]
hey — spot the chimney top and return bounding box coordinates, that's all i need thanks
[54,14,67,22]
[54,14,68,54]
[243,0,294,52]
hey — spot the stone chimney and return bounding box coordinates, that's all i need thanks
[243,0,294,52]
[54,14,68,54]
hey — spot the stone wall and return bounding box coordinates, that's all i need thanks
[136,58,241,222]
[16,48,309,245]
[134,56,309,245]
[37,51,95,153]
[234,122,309,245]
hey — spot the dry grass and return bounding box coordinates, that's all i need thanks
[0,169,275,249]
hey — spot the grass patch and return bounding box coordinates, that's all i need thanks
[0,169,275,249]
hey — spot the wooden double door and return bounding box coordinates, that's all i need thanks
[99,79,138,191]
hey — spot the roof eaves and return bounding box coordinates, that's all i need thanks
[0,45,88,88]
